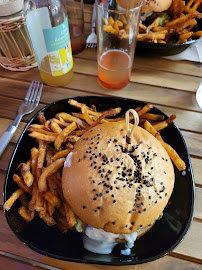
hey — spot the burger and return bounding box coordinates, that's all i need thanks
[62,119,175,255]
[116,0,172,25]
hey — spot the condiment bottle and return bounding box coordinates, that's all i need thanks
[24,0,73,86]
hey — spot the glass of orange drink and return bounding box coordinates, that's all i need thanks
[96,0,142,90]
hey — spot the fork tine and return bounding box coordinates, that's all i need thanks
[28,81,37,104]
[34,83,43,106]
[24,81,34,104]
[32,81,40,103]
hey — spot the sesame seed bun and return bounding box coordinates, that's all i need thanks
[62,121,175,234]
[116,0,172,13]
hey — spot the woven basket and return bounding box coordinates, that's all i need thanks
[0,15,37,71]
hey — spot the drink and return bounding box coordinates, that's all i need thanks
[40,56,73,87]
[98,50,132,89]
[24,0,73,87]
[69,24,86,54]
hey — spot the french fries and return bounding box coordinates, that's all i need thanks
[4,99,186,233]
[102,0,202,43]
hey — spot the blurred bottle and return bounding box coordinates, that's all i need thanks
[24,0,73,86]
[62,0,86,54]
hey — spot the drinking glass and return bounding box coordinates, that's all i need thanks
[96,0,142,89]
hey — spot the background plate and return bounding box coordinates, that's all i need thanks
[4,96,195,265]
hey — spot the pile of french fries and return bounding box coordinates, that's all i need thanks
[103,0,202,43]
[3,99,186,232]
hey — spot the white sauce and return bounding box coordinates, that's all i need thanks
[83,226,138,255]
[64,152,73,168]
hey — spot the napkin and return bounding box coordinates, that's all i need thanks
[164,37,202,63]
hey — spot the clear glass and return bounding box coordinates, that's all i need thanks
[63,0,86,54]
[24,0,73,86]
[96,0,142,89]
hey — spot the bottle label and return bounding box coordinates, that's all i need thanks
[43,18,73,77]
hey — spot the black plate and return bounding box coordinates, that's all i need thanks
[4,96,195,265]
[136,39,197,56]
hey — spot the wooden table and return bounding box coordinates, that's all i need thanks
[0,5,202,270]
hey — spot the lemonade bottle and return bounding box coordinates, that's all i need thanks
[24,0,73,86]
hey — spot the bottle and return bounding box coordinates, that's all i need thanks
[24,0,73,86]
[62,0,86,54]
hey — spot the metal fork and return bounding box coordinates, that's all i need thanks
[0,81,43,156]
[86,3,97,48]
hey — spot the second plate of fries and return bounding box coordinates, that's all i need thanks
[4,96,195,264]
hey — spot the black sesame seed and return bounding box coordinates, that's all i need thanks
[131,222,134,225]
[99,193,102,196]
[83,206,86,209]
[113,221,115,225]
[138,211,141,214]
[97,206,101,209]
[112,194,115,198]
[93,198,96,200]
[106,190,109,193]
[83,155,86,159]
[113,200,116,203]
[128,211,132,214]
[140,225,143,227]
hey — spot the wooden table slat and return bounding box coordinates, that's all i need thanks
[0,210,201,269]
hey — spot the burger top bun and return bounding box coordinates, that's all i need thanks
[116,0,172,13]
[62,121,175,234]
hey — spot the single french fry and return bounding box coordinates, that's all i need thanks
[152,26,168,32]
[81,104,94,125]
[50,120,62,133]
[41,213,56,226]
[85,108,122,131]
[140,113,165,122]
[35,191,44,212]
[138,104,153,117]
[31,147,39,177]
[108,16,114,26]
[27,126,58,137]
[192,30,202,38]
[63,201,77,228]
[120,14,127,25]
[179,32,192,40]
[158,40,166,43]
[102,17,108,25]
[103,24,118,34]
[113,22,120,32]
[115,19,123,27]
[152,114,176,131]
[3,189,25,211]
[56,112,87,129]
[39,200,47,218]
[29,131,56,142]
[44,190,61,208]
[54,122,77,151]
[29,124,44,129]
[38,158,65,192]
[147,17,161,30]
[36,140,47,180]
[47,201,55,216]
[144,120,163,141]
[144,120,185,170]
[68,99,102,117]
[28,181,38,211]
[44,120,51,131]
[18,206,35,222]
[48,149,70,165]
[161,141,186,171]
[37,112,46,125]
[13,174,32,194]
[137,32,166,41]
[18,163,34,187]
